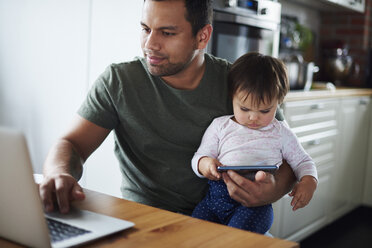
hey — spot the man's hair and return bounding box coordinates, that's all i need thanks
[144,0,213,36]
[228,52,289,106]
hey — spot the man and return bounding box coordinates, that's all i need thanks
[40,0,295,215]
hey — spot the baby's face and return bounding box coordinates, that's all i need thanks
[232,91,278,130]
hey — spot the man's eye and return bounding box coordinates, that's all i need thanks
[163,31,175,36]
[142,27,150,33]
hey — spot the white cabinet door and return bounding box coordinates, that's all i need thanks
[363,105,372,206]
[274,168,331,241]
[336,97,371,209]
[330,97,370,219]
[347,97,370,206]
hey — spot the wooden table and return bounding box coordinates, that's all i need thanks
[0,189,298,248]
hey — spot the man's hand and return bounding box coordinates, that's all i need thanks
[222,170,276,207]
[222,161,296,207]
[40,115,110,213]
[39,173,85,214]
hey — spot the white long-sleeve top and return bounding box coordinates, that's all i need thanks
[191,115,317,181]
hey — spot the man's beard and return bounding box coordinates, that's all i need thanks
[146,60,189,77]
[143,48,197,77]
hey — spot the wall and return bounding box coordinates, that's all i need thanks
[280,0,321,33]
[82,0,143,197]
[0,0,90,172]
[319,0,372,86]
[279,0,372,87]
[279,0,322,63]
[0,0,142,197]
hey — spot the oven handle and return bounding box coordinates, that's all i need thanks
[213,11,279,31]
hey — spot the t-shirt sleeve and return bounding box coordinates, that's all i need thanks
[78,66,119,130]
[191,118,221,178]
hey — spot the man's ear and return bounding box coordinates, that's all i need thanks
[196,24,213,50]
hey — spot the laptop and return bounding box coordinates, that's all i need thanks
[0,127,134,248]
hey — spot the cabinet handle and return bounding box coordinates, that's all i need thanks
[260,8,268,15]
[359,100,368,105]
[308,139,321,146]
[310,104,325,110]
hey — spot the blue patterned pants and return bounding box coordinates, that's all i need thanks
[192,180,273,234]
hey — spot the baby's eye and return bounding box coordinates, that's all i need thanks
[240,107,249,112]
[260,110,270,114]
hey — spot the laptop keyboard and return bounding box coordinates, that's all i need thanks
[47,217,91,243]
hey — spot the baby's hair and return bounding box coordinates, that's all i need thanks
[228,52,289,107]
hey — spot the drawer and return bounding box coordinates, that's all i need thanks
[291,120,338,137]
[299,129,338,148]
[283,100,340,128]
[284,99,339,115]
[302,137,338,169]
[299,130,338,169]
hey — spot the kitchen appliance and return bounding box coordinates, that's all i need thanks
[282,54,319,91]
[321,41,361,86]
[323,47,354,86]
[208,0,281,62]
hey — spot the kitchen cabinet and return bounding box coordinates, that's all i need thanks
[345,97,370,205]
[331,96,370,219]
[283,0,365,13]
[270,98,339,241]
[337,0,365,12]
[363,109,372,206]
[272,169,331,241]
[270,95,371,241]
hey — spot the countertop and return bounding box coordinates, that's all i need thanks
[284,87,372,102]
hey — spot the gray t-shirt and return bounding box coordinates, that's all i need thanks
[78,53,284,214]
[79,54,232,214]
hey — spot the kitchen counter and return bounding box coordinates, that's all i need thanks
[285,88,372,102]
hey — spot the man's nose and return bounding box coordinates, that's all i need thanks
[144,32,161,51]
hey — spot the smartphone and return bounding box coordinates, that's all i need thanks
[217,165,278,179]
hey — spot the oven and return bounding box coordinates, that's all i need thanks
[209,0,281,62]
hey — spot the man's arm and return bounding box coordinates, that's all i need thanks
[222,161,296,207]
[39,114,111,213]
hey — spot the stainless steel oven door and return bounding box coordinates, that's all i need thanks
[208,2,281,62]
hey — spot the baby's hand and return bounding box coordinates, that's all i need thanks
[198,157,222,180]
[288,176,317,211]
